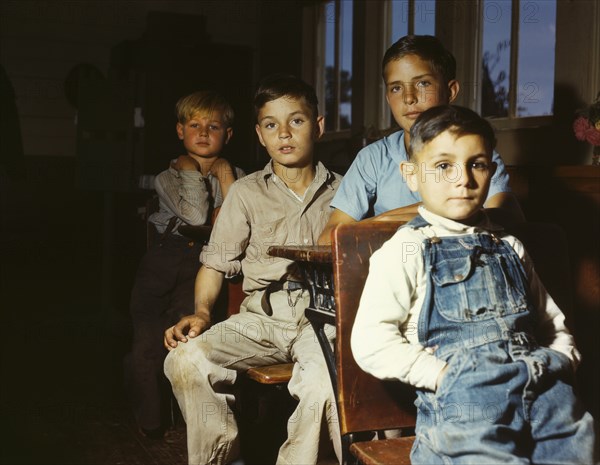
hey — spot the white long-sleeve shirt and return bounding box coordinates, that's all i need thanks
[351,207,580,392]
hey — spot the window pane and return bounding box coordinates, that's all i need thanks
[325,1,336,131]
[516,0,556,116]
[340,0,353,129]
[391,0,409,43]
[481,0,512,117]
[414,0,435,35]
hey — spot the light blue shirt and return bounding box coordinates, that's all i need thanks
[330,130,512,220]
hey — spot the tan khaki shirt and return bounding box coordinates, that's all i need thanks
[200,161,342,293]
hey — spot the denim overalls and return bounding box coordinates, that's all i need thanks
[407,216,596,465]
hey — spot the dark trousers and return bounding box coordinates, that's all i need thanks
[129,233,203,430]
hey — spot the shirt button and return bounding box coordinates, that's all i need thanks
[454,274,464,281]
[303,238,309,244]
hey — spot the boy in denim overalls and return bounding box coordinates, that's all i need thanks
[352,105,597,464]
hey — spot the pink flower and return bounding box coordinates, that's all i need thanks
[573,116,600,146]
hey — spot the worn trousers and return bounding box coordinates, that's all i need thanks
[130,234,203,431]
[164,288,341,465]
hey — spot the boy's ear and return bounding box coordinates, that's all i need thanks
[447,80,460,103]
[400,161,419,192]
[176,123,184,140]
[225,127,233,144]
[315,115,325,139]
[255,124,267,147]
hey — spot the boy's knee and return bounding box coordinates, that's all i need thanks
[164,340,212,383]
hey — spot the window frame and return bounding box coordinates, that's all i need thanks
[314,0,354,137]
[475,0,557,130]
[305,0,560,141]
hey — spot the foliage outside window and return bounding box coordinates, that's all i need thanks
[481,0,556,119]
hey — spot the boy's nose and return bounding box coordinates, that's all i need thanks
[403,87,417,105]
[278,127,291,139]
[456,165,475,187]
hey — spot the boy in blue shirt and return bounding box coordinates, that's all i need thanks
[319,35,523,244]
[352,105,596,464]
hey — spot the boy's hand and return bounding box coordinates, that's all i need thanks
[164,314,211,350]
[209,157,234,181]
[435,364,449,391]
[171,155,200,171]
[209,157,236,198]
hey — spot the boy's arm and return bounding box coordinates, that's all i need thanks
[368,203,420,223]
[318,146,382,245]
[318,203,420,245]
[164,265,224,350]
[209,157,237,199]
[351,235,447,391]
[156,159,211,226]
[317,209,356,245]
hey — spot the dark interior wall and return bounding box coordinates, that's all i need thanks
[0,1,307,436]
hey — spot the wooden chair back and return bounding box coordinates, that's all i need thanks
[332,221,416,437]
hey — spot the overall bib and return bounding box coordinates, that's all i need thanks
[407,216,596,465]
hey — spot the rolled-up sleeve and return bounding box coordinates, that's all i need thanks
[487,150,512,200]
[200,183,247,278]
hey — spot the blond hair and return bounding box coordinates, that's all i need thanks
[175,90,234,127]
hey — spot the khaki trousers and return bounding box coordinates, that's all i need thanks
[164,289,341,465]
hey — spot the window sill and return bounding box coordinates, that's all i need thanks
[487,115,554,131]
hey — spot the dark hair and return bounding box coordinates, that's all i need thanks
[408,105,496,159]
[253,74,319,120]
[382,35,456,83]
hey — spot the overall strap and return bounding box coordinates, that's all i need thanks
[400,214,430,230]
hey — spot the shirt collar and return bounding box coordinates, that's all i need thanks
[260,160,334,190]
[387,130,408,164]
[418,206,504,234]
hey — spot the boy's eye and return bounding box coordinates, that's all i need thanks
[471,161,489,170]
[264,122,276,129]
[416,80,431,88]
[209,125,221,131]
[291,118,304,126]
[390,85,402,93]
[436,162,451,170]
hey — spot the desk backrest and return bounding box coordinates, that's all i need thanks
[332,221,416,436]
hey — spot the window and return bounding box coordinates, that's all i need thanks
[320,0,353,132]
[390,0,436,39]
[309,0,558,137]
[481,0,557,119]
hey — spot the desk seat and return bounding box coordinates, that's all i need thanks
[246,363,294,385]
[350,436,415,465]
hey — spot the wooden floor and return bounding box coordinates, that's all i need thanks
[0,177,190,465]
